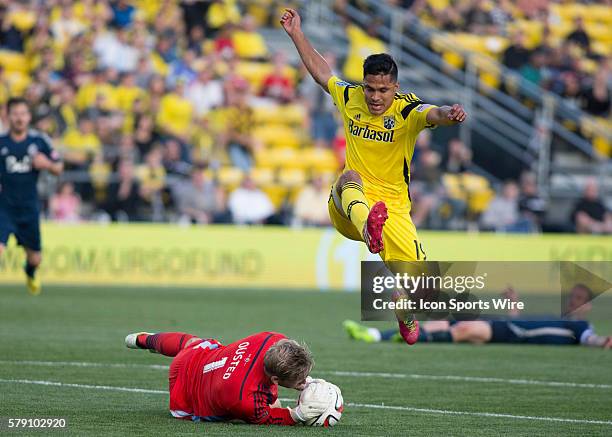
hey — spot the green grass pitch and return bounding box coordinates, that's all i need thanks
[1,285,611,436]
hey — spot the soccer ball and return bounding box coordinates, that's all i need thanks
[301,381,344,427]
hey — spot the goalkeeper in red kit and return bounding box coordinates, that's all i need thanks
[125,331,333,425]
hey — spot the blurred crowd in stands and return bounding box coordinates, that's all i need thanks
[339,0,611,118]
[0,0,609,234]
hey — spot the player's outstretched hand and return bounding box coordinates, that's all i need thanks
[32,152,52,170]
[280,8,302,37]
[603,337,612,349]
[448,104,467,123]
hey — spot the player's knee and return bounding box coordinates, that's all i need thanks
[336,170,363,195]
[0,244,4,257]
[27,252,42,267]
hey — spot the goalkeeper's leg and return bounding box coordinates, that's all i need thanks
[125,332,202,357]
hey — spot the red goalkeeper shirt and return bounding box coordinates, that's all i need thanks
[168,331,296,425]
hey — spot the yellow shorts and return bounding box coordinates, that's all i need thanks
[327,185,427,262]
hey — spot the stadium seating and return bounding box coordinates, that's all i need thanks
[2,0,605,232]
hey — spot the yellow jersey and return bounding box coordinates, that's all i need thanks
[327,75,437,213]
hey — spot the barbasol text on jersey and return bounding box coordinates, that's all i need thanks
[347,119,395,142]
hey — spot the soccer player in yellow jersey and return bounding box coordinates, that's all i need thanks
[281,9,467,345]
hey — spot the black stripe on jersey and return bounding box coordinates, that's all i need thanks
[253,384,272,422]
[343,86,351,105]
[401,101,422,120]
[403,159,411,203]
[239,333,274,400]
[394,93,421,103]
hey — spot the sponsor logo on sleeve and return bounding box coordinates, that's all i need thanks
[416,104,433,112]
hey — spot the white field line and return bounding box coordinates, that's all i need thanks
[1,378,611,427]
[0,378,166,395]
[2,360,611,390]
[318,370,612,390]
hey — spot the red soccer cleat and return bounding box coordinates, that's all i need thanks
[398,319,420,345]
[363,201,388,254]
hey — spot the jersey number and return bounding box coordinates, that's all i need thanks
[413,240,427,261]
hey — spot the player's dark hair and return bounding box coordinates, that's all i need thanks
[363,53,398,82]
[7,97,30,113]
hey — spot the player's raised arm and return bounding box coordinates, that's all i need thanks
[281,8,332,92]
[426,104,467,126]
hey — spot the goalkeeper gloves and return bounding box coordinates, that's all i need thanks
[289,382,334,423]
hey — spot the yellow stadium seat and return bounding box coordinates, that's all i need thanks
[299,148,339,172]
[0,50,29,73]
[253,104,305,125]
[250,167,275,186]
[468,189,494,214]
[236,61,271,90]
[551,4,586,22]
[134,0,162,23]
[5,72,30,95]
[585,23,612,43]
[593,136,610,158]
[592,41,611,57]
[461,173,490,193]
[507,21,544,49]
[442,174,465,201]
[236,62,297,91]
[252,124,301,148]
[550,22,574,40]
[8,10,36,32]
[443,173,493,214]
[453,34,487,53]
[232,30,269,59]
[430,33,449,53]
[427,0,450,11]
[217,166,244,188]
[253,148,275,168]
[246,3,269,26]
[583,6,612,24]
[442,50,464,69]
[579,58,598,75]
[262,185,288,208]
[473,54,501,90]
[448,34,508,59]
[255,147,297,168]
[278,168,307,188]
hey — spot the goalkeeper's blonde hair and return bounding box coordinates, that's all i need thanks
[264,339,313,383]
